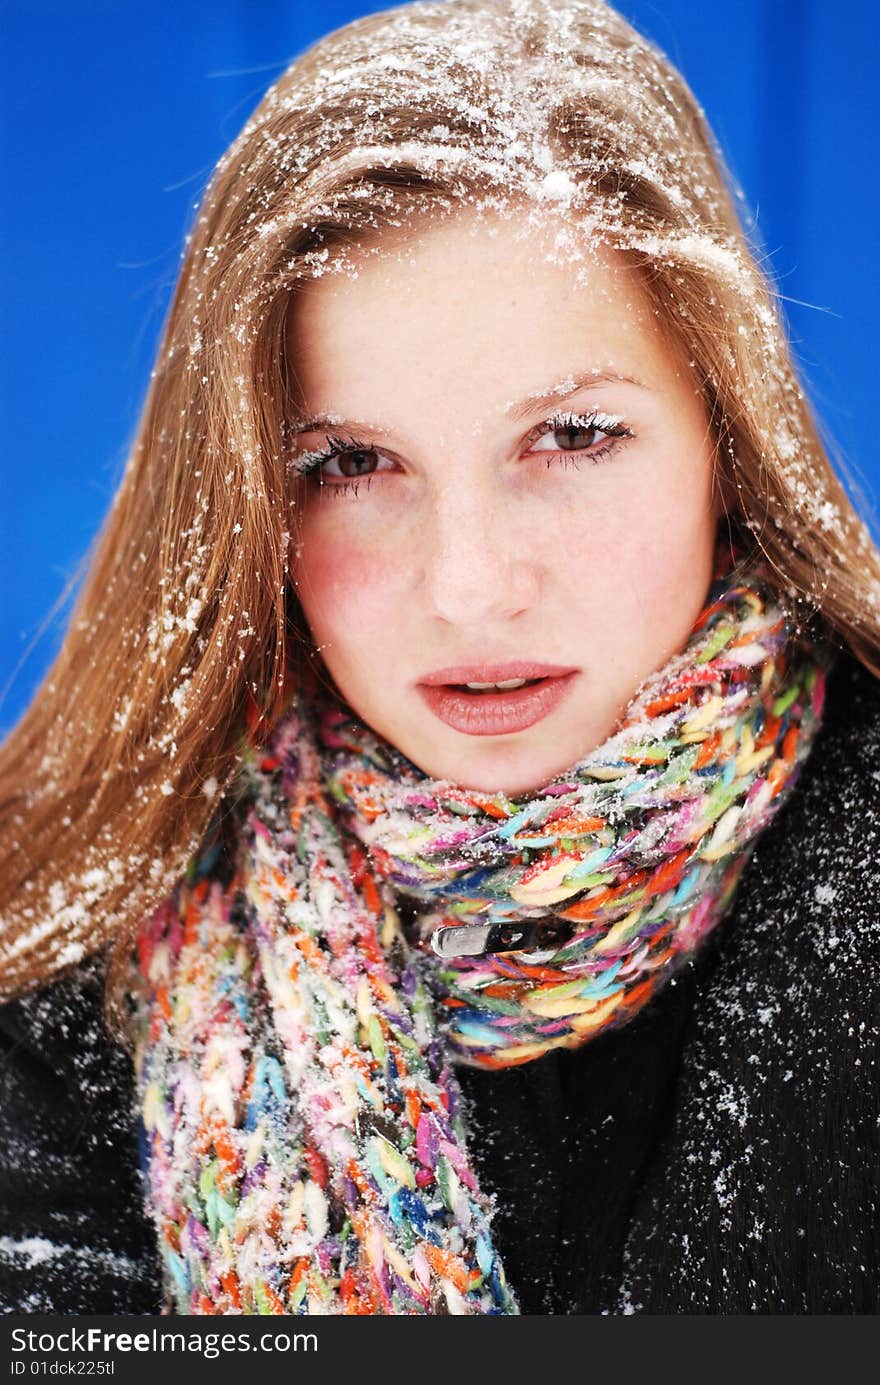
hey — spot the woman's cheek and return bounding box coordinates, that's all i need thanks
[295,529,408,645]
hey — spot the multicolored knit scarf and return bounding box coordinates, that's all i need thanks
[132,540,834,1314]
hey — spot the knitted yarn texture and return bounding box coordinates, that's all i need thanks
[133,541,834,1314]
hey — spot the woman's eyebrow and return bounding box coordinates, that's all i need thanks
[505,371,648,422]
[291,412,394,438]
[291,372,648,436]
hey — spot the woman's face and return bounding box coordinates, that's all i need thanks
[287,210,722,794]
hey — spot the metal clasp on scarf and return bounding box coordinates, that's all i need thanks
[430,919,558,959]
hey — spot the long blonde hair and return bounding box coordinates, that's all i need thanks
[2,0,879,1016]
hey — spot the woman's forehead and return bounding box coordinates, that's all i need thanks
[285,212,677,433]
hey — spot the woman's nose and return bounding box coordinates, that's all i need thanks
[420,481,543,627]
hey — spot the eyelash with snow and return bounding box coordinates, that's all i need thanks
[525,409,633,466]
[287,409,634,493]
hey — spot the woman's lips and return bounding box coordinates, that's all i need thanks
[416,666,579,736]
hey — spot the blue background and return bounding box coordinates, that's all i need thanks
[2,0,878,737]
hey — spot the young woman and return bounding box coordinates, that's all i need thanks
[1,0,878,1316]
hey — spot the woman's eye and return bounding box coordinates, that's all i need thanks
[523,407,634,462]
[540,423,603,451]
[322,447,382,478]
[292,412,632,492]
[291,435,395,488]
[526,414,631,457]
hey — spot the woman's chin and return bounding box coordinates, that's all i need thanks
[403,730,603,796]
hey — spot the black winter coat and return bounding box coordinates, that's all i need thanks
[1,648,878,1314]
